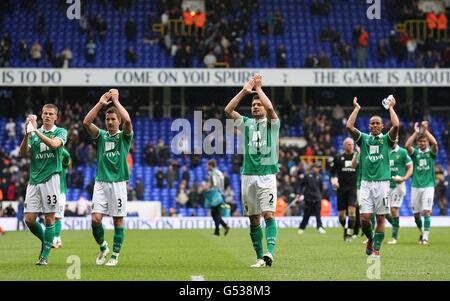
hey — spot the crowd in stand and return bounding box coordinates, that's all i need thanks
[304,0,449,68]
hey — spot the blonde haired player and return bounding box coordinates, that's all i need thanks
[19,104,68,265]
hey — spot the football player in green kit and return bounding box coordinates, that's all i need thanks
[224,74,279,268]
[346,96,400,258]
[19,104,68,265]
[83,89,133,266]
[405,121,438,245]
[385,139,413,244]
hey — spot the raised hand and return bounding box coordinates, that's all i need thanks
[353,97,360,109]
[109,89,119,101]
[421,121,429,131]
[389,95,396,107]
[253,74,263,88]
[99,92,112,107]
[414,122,420,133]
[242,78,255,94]
[355,145,360,153]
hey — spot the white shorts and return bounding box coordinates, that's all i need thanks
[24,174,61,214]
[388,182,406,208]
[241,174,277,216]
[92,181,128,217]
[359,180,390,215]
[55,193,66,219]
[411,187,434,213]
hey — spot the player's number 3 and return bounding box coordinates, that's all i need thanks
[46,195,57,205]
[118,198,122,208]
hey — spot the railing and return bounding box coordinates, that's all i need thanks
[299,155,329,170]
[396,19,448,42]
[152,19,205,37]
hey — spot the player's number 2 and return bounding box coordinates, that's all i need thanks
[46,195,57,205]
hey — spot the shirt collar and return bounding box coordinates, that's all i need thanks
[419,147,430,154]
[40,125,57,133]
[255,117,267,124]
[369,133,383,138]
[107,130,121,137]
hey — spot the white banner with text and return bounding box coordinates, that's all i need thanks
[1,68,449,87]
[1,216,450,231]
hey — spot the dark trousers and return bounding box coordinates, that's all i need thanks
[299,201,323,230]
[354,206,361,235]
[17,217,26,230]
[211,204,228,233]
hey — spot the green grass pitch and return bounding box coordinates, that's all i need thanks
[1,228,449,281]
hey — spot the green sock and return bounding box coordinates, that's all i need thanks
[92,223,106,250]
[392,217,400,239]
[373,232,385,251]
[250,224,264,259]
[362,225,374,241]
[55,219,62,238]
[112,227,125,259]
[265,219,278,256]
[28,221,44,242]
[385,214,393,225]
[424,216,430,232]
[41,224,55,260]
[414,216,423,232]
[370,214,376,231]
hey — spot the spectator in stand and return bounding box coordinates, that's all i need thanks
[156,167,165,188]
[145,142,157,166]
[167,165,177,189]
[61,47,73,68]
[135,178,144,200]
[274,11,284,35]
[176,181,189,207]
[85,39,96,63]
[407,39,417,62]
[125,17,137,41]
[181,165,190,183]
[3,204,16,217]
[259,20,268,35]
[377,39,388,63]
[427,11,438,37]
[44,39,53,64]
[243,41,254,62]
[30,41,42,63]
[5,118,16,141]
[357,28,369,68]
[340,43,352,68]
[259,40,269,63]
[318,52,330,67]
[203,51,217,67]
[277,44,287,67]
[19,40,28,62]
[187,182,199,208]
[194,9,206,36]
[97,15,107,40]
[438,12,447,38]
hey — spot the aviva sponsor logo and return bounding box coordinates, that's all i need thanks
[36,153,55,160]
[105,151,120,157]
[368,154,384,161]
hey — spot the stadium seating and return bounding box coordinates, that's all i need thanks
[1,116,448,217]
[1,0,417,68]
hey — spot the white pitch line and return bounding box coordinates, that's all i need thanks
[191,275,205,281]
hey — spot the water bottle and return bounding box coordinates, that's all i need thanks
[381,95,393,110]
[26,114,37,133]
